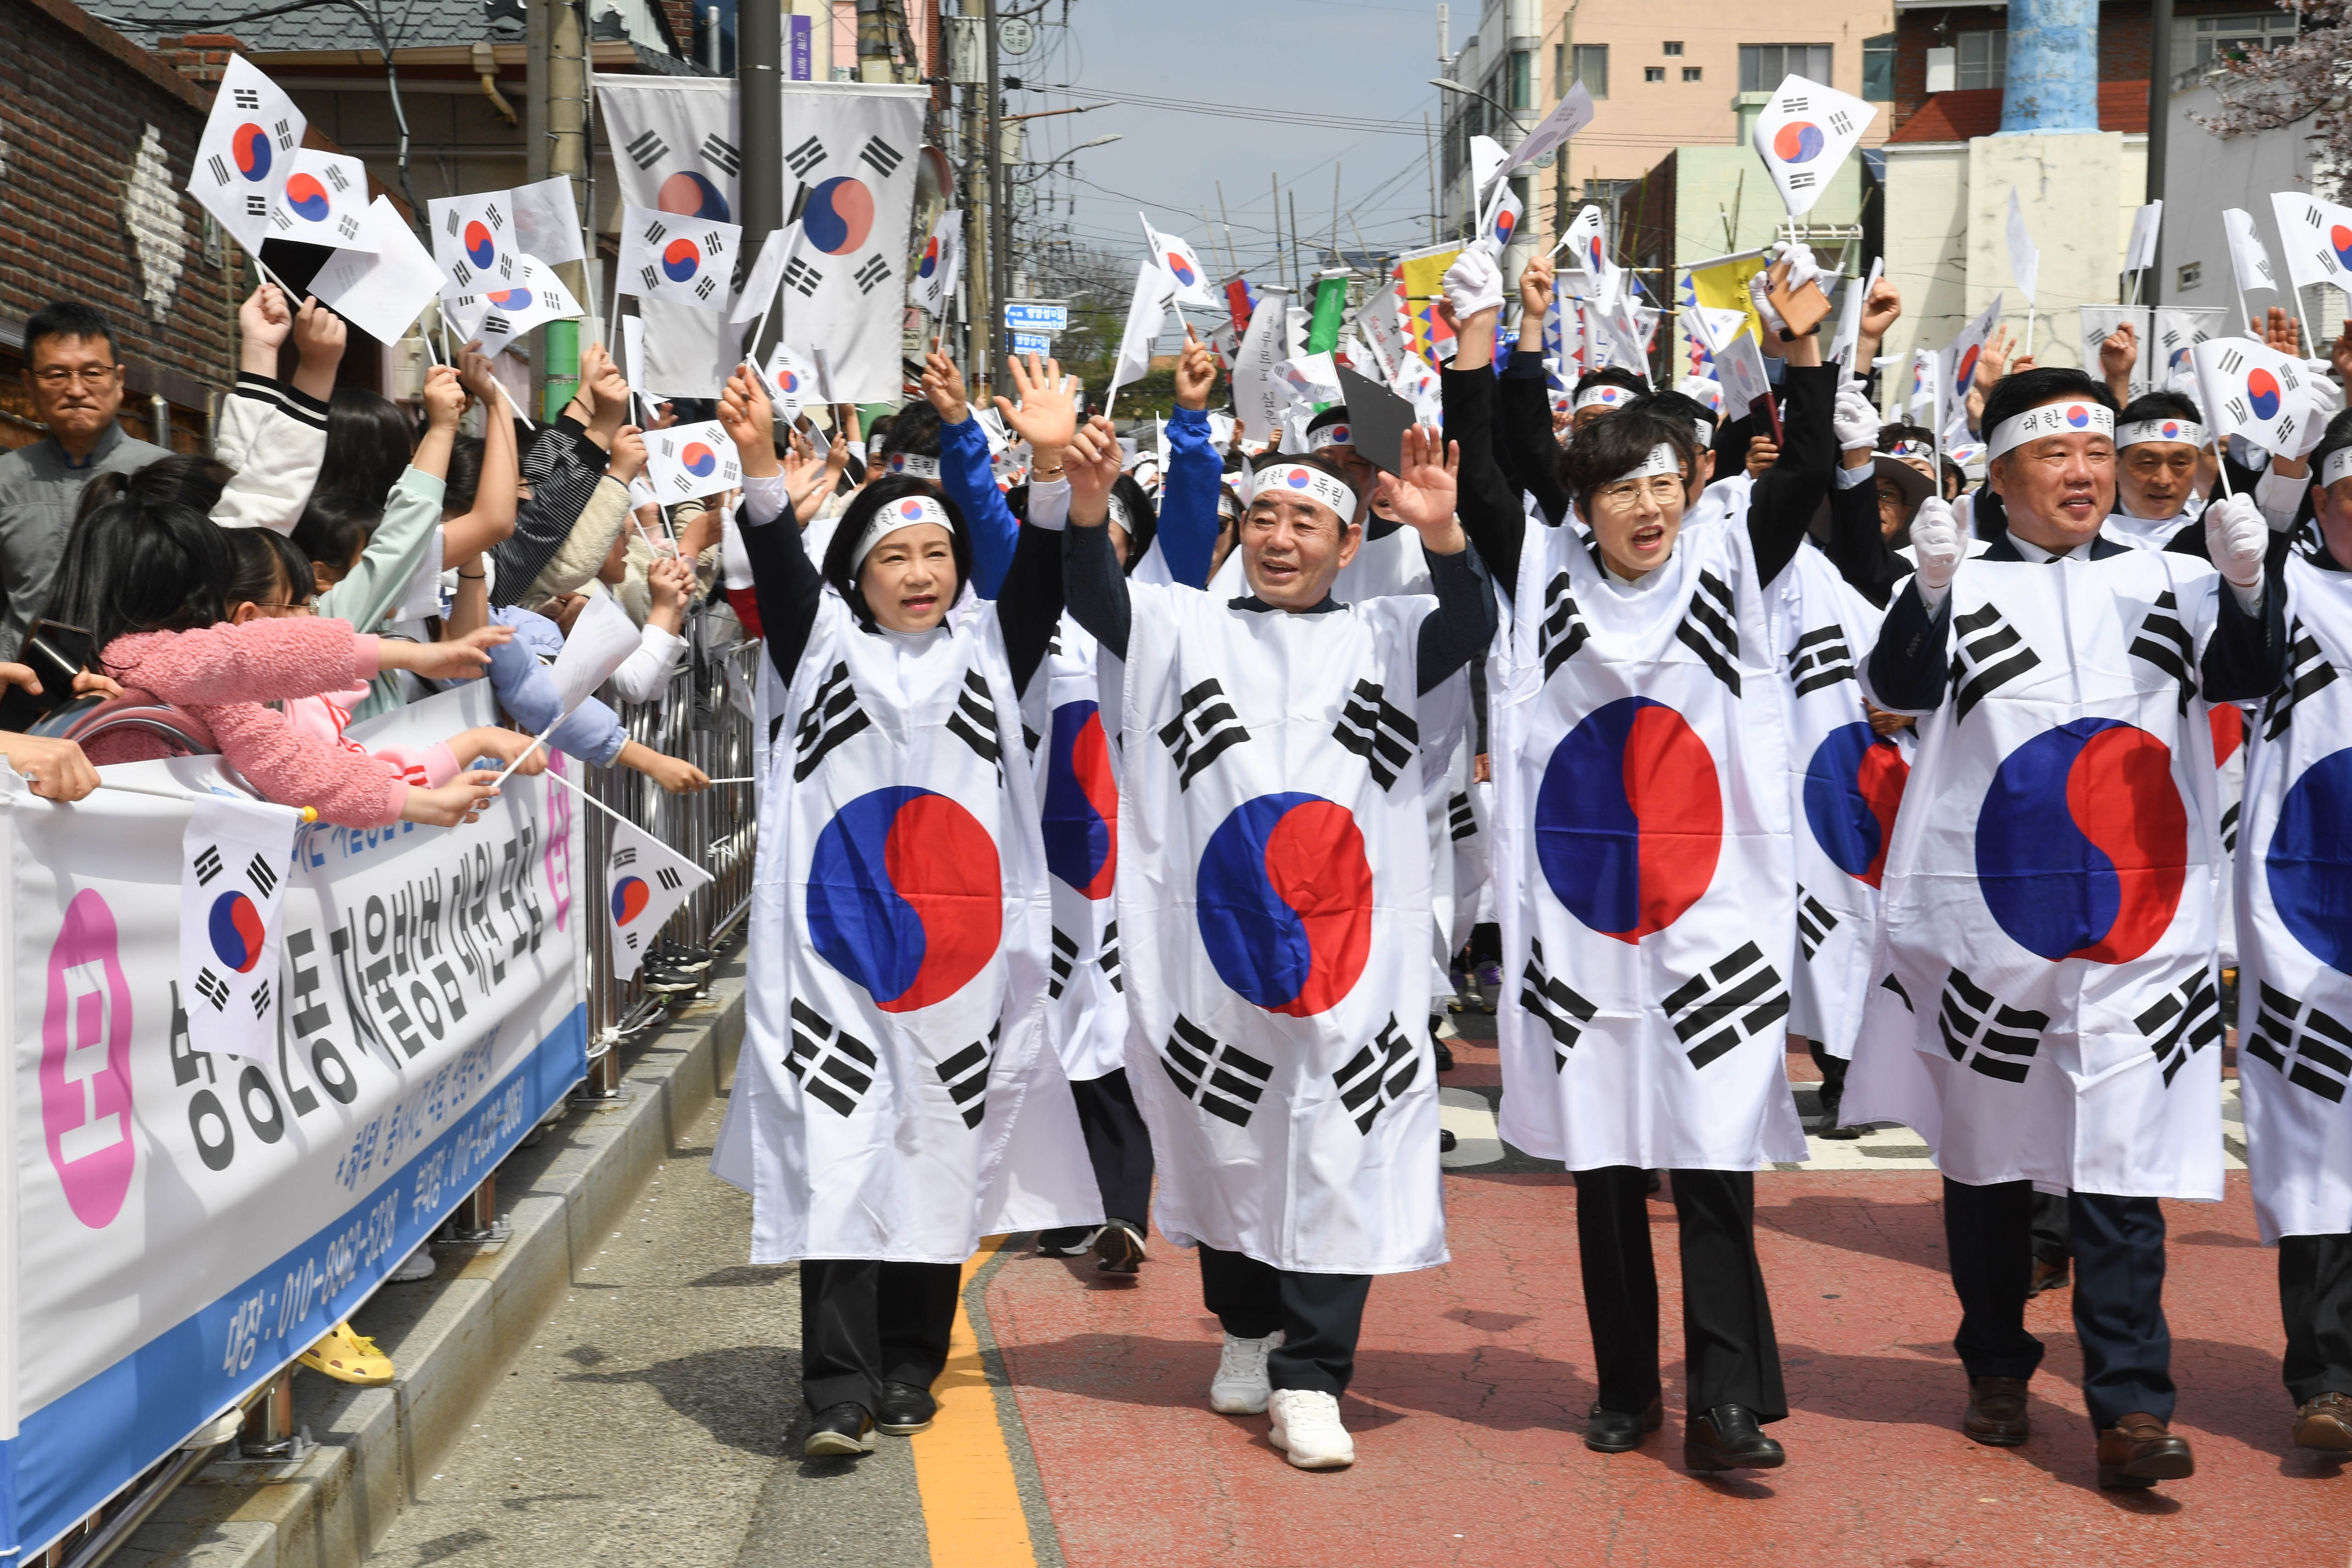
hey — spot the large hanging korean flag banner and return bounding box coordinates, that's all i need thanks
[1751,75,1876,219]
[188,55,305,254]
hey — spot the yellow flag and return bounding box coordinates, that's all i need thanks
[1398,242,1464,368]
[1685,251,1769,349]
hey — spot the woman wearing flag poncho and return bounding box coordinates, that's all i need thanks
[1847,366,2285,1489]
[1059,410,1494,1471]
[708,365,1099,1459]
[1443,241,1838,1473]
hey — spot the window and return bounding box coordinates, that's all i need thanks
[1573,43,1608,99]
[1509,49,1532,110]
[1738,44,1832,94]
[1644,66,1665,82]
[1956,29,2006,91]
[2176,260,2202,291]
[1682,66,1702,82]
[1663,40,1683,56]
[1862,32,1894,100]
[2178,11,2300,70]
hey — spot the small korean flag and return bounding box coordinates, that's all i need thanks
[2192,336,2313,460]
[188,55,306,254]
[468,255,583,352]
[430,190,521,299]
[604,818,711,982]
[617,204,742,312]
[178,794,304,1061]
[1750,75,1877,219]
[1143,217,1219,309]
[646,418,743,501]
[271,149,375,251]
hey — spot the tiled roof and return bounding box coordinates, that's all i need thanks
[1889,82,2151,143]
[94,0,524,53]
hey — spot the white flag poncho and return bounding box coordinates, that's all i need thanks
[1847,552,2230,1199]
[2236,554,2352,1241]
[1491,518,1809,1171]
[1768,544,1909,1060]
[1118,583,1447,1275]
[715,584,1099,1263]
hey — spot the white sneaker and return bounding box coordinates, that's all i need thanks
[390,1246,436,1283]
[1267,1388,1355,1469]
[1208,1331,1282,1414]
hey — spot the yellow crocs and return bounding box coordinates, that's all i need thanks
[298,1320,394,1386]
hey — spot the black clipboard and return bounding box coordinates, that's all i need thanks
[1334,364,1418,476]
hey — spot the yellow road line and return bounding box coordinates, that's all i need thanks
[911,1235,1038,1567]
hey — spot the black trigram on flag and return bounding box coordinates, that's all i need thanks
[1788,624,1857,698]
[612,846,639,868]
[206,154,232,187]
[1539,571,1589,679]
[246,852,278,897]
[1935,966,2048,1083]
[854,256,892,295]
[2128,591,2196,715]
[1521,939,1597,1069]
[1826,107,1856,135]
[1795,887,1838,961]
[787,998,877,1116]
[1950,603,2041,720]
[692,277,719,302]
[323,163,351,193]
[194,967,231,1012]
[793,662,871,781]
[2262,620,2337,740]
[697,227,729,257]
[859,136,904,177]
[2220,799,2241,854]
[1048,927,1078,1000]
[233,86,261,111]
[784,135,827,177]
[624,129,669,169]
[947,670,1003,773]
[2247,982,2352,1103]
[272,117,295,151]
[1333,1014,1418,1135]
[2134,968,2221,1086]
[699,133,742,177]
[639,216,671,246]
[1158,678,1249,789]
[1675,570,1742,693]
[1663,942,1788,1069]
[1098,920,1124,994]
[1332,679,1418,791]
[1161,1015,1272,1127]
[244,194,268,219]
[935,1023,997,1129]
[249,980,273,1020]
[783,256,825,298]
[656,865,683,893]
[193,844,224,885]
[1448,792,1476,842]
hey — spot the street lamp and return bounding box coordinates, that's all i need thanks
[1430,76,1533,135]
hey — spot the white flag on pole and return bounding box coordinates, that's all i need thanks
[2269,190,2352,292]
[1142,216,1219,309]
[1231,284,1296,440]
[549,592,647,717]
[187,55,305,254]
[429,191,522,297]
[603,817,712,981]
[1111,260,1175,394]
[510,175,588,265]
[763,340,822,410]
[2192,336,2314,460]
[911,208,963,317]
[645,418,744,502]
[311,198,445,346]
[1941,292,2004,418]
[1468,134,1509,218]
[268,149,372,251]
[617,205,740,311]
[179,794,303,1061]
[2223,207,2278,295]
[2004,188,2040,306]
[1750,75,1876,219]
[1906,347,1937,418]
[729,224,801,325]
[2126,200,2164,273]
[1559,204,1622,308]
[1503,82,1595,175]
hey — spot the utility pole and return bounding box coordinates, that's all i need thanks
[527,0,591,419]
[958,6,989,383]
[985,0,1007,392]
[739,0,782,366]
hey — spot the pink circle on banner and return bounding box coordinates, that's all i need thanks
[41,888,136,1229]
[544,750,575,932]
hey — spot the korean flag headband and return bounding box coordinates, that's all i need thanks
[1574,383,1632,414]
[884,451,942,479]
[851,494,956,570]
[1987,400,2113,459]
[2322,446,2352,491]
[1253,463,1358,520]
[2115,418,2210,451]
[1624,443,1681,481]
[1307,421,1353,453]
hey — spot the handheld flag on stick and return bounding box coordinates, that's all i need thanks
[457,256,583,355]
[510,175,589,265]
[2005,189,2041,357]
[311,197,446,347]
[430,191,521,297]
[910,208,962,318]
[2125,200,2163,297]
[1502,83,1595,175]
[602,816,713,981]
[2192,336,2314,462]
[178,794,304,1061]
[270,149,372,251]
[1750,75,1876,220]
[2222,207,2277,343]
[1141,216,1219,309]
[1111,260,1176,396]
[2269,190,2352,349]
[188,55,305,254]
[618,205,741,312]
[645,419,744,502]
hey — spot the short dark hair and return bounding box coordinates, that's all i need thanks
[2119,390,2204,429]
[1629,388,1717,433]
[1877,421,1935,452]
[819,475,973,624]
[1562,409,1699,511]
[316,388,416,511]
[444,433,486,515]
[23,300,115,360]
[878,401,943,460]
[1572,366,1648,401]
[1980,366,2118,448]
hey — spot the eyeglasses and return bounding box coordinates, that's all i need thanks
[31,365,122,388]
[1595,475,1686,509]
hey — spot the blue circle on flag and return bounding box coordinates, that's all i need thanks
[2267,747,2352,974]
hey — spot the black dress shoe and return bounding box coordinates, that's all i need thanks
[1685,1404,1786,1471]
[803,1401,876,1456]
[1585,1396,1665,1453]
[1433,1039,1456,1071]
[1439,1128,1457,1153]
[874,1381,937,1435]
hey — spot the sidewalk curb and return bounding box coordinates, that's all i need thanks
[125,964,747,1568]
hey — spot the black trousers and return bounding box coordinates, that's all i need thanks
[1804,1041,1847,1127]
[1574,1167,1786,1421]
[1070,1069,1154,1224]
[798,1258,961,1415]
[2281,1233,2352,1405]
[1942,1178,2173,1429]
[1198,1244,1371,1397]
[2030,1190,2071,1267]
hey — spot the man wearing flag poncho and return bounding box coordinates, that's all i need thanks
[2236,410,2352,1456]
[1849,366,2285,1489]
[708,366,1099,1460]
[1058,410,1493,1471]
[1447,238,1839,1474]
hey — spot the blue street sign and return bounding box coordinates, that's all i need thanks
[1004,301,1068,332]
[1010,331,1053,356]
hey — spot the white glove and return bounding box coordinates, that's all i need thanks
[1909,496,1964,593]
[1833,383,1880,452]
[1770,238,1821,295]
[1442,246,1504,319]
[1747,271,1787,338]
[2204,493,2268,589]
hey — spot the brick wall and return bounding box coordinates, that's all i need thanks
[0,0,238,452]
[1891,1,2157,135]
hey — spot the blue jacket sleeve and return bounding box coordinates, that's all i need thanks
[1156,405,1221,589]
[938,415,1021,599]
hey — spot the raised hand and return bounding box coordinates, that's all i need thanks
[1174,326,1218,411]
[290,296,347,400]
[1859,277,1902,342]
[1909,496,1964,593]
[2257,305,2302,358]
[420,364,467,430]
[238,282,293,377]
[921,338,971,423]
[994,353,1077,453]
[1373,425,1464,552]
[1519,255,1556,323]
[456,339,501,406]
[719,365,778,478]
[1065,414,1123,524]
[609,423,647,484]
